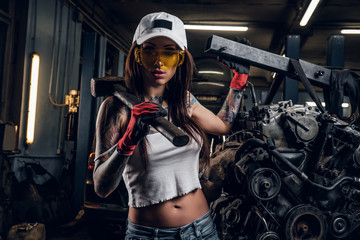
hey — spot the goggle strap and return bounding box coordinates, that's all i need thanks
[177,51,185,66]
[134,47,142,65]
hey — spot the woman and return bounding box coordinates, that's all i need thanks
[92,12,248,240]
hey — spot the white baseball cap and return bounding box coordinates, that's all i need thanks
[132,12,187,50]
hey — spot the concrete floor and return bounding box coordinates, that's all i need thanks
[46,220,125,240]
[45,215,126,240]
[4,212,125,240]
[47,223,92,240]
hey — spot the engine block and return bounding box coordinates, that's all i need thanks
[201,100,360,240]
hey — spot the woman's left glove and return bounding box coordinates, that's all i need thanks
[218,38,251,90]
[117,101,166,155]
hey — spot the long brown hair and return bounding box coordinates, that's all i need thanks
[124,43,210,166]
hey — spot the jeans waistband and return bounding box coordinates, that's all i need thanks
[126,210,212,238]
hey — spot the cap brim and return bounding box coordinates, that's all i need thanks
[135,32,186,50]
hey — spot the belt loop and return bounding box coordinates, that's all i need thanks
[193,222,201,238]
[179,227,184,239]
[154,228,159,240]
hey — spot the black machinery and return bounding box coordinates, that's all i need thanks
[201,35,360,240]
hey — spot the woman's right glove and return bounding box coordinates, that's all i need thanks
[218,38,251,90]
[117,101,166,155]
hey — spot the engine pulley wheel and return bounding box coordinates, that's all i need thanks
[256,231,281,240]
[221,199,242,226]
[330,215,351,238]
[249,168,281,201]
[223,208,240,225]
[284,204,327,240]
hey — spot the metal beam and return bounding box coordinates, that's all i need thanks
[205,35,332,88]
[283,35,300,103]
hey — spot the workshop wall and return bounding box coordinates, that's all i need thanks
[12,0,82,187]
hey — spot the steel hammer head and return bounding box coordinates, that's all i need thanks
[90,76,126,97]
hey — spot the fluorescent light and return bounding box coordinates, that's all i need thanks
[306,102,349,108]
[341,29,360,34]
[306,101,326,107]
[197,96,218,101]
[184,24,248,31]
[26,52,40,145]
[198,70,224,75]
[342,103,349,108]
[197,82,225,87]
[300,0,320,27]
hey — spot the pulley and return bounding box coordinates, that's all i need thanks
[330,214,351,238]
[284,204,327,240]
[249,168,281,201]
[220,198,242,226]
[256,231,281,240]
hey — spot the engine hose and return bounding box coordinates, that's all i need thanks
[247,81,258,107]
[236,138,359,191]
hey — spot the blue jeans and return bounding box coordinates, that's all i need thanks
[125,211,219,240]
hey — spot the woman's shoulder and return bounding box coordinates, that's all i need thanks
[102,95,125,106]
[101,96,128,111]
[97,96,129,123]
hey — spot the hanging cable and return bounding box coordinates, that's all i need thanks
[48,0,65,106]
[57,5,73,153]
[48,1,66,107]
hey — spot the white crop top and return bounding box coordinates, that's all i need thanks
[122,131,202,208]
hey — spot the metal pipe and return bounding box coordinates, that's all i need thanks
[247,81,258,107]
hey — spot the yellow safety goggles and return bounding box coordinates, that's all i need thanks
[135,47,185,69]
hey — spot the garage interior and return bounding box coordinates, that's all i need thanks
[1,0,360,239]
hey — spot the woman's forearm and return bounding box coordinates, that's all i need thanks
[93,150,130,198]
[217,89,244,124]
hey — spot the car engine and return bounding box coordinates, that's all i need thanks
[201,100,360,240]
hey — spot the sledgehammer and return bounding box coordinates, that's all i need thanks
[91,76,189,147]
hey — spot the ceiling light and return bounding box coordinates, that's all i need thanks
[306,102,349,108]
[300,0,320,27]
[197,82,225,87]
[341,29,360,34]
[306,101,326,107]
[184,24,248,31]
[198,71,224,75]
[196,96,218,101]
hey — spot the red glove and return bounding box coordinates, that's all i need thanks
[230,69,249,90]
[117,101,164,155]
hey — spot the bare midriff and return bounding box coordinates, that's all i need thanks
[128,188,209,228]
